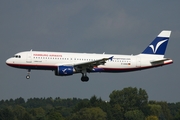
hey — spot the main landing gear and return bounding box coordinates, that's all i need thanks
[81,75,89,82]
[81,70,89,82]
[26,69,31,79]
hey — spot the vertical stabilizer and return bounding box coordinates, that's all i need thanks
[141,30,171,57]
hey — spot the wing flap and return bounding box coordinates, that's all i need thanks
[74,56,113,70]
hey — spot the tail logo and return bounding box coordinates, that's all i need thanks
[149,39,168,53]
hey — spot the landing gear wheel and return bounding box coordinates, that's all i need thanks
[26,69,31,79]
[26,75,30,79]
[81,69,89,82]
[81,76,89,82]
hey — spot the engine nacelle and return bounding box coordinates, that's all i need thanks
[55,66,74,76]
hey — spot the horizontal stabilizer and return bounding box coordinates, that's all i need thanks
[150,58,173,65]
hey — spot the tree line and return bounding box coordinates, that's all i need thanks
[0,87,180,120]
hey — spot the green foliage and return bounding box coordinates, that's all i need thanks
[14,97,25,105]
[109,87,148,112]
[70,107,106,120]
[168,102,180,117]
[145,115,159,120]
[148,101,173,120]
[29,107,46,119]
[157,101,172,120]
[111,104,124,120]
[73,98,90,112]
[174,110,180,120]
[22,112,33,120]
[0,107,16,120]
[47,111,64,120]
[109,87,148,119]
[124,110,145,120]
[13,105,26,120]
[148,104,162,116]
[0,87,179,120]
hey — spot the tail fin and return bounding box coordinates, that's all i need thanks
[141,30,171,56]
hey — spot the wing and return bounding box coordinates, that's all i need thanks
[74,56,113,71]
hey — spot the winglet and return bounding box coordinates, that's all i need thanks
[109,56,114,61]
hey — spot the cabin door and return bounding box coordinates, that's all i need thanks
[136,57,141,67]
[26,53,32,63]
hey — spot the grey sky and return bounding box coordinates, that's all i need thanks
[0,1,180,102]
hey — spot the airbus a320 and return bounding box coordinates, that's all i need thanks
[6,30,173,82]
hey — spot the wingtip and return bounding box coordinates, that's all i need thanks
[109,56,114,61]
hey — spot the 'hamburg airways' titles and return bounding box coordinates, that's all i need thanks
[33,54,62,57]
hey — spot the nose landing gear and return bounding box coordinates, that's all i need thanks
[26,69,31,79]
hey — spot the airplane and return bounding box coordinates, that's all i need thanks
[6,30,173,82]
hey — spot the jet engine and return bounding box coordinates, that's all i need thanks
[55,66,74,76]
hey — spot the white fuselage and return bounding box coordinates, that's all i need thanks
[5,30,173,81]
[6,51,173,73]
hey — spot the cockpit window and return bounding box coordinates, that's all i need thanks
[14,55,21,58]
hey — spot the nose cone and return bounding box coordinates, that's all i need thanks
[6,58,12,66]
